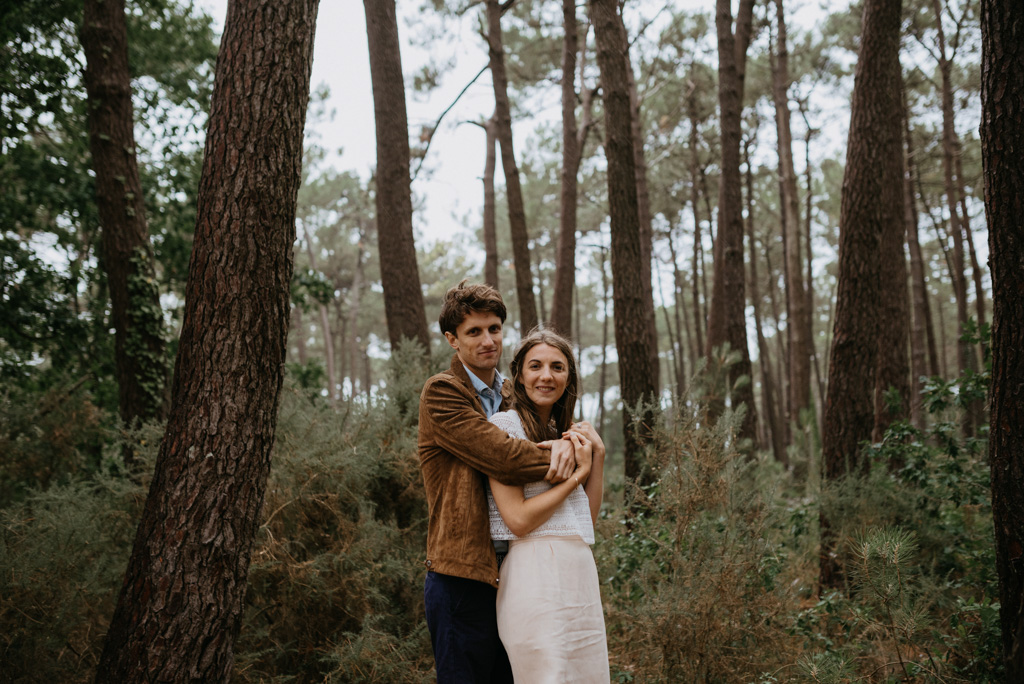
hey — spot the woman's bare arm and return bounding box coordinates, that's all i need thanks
[489,432,592,537]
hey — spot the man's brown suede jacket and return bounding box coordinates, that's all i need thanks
[418,354,550,587]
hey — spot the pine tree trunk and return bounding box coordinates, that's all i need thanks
[873,166,911,442]
[687,97,706,361]
[597,245,610,435]
[980,1,1024,676]
[902,84,934,429]
[550,0,580,335]
[486,0,538,331]
[300,223,337,401]
[707,0,758,443]
[747,153,787,465]
[624,35,660,392]
[81,0,167,448]
[819,0,903,592]
[482,115,500,289]
[590,0,657,487]
[94,1,319,679]
[364,0,430,353]
[772,0,811,431]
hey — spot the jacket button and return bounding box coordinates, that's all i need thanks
[425,559,432,568]
[495,578,500,584]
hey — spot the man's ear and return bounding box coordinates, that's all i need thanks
[444,331,459,351]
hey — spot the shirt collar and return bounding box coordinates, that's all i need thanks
[463,364,504,397]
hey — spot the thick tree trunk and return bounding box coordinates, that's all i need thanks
[93,1,319,679]
[550,0,581,335]
[873,173,911,442]
[486,0,538,331]
[590,0,657,487]
[707,0,758,443]
[980,1,1024,677]
[81,0,166,448]
[624,33,660,392]
[482,115,500,289]
[819,0,903,592]
[364,0,430,353]
[772,0,811,431]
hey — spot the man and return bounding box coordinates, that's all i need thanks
[418,280,576,683]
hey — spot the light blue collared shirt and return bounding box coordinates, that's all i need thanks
[464,365,505,418]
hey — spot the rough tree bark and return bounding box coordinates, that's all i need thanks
[624,30,660,392]
[707,0,758,443]
[590,0,657,487]
[979,0,1024,677]
[364,0,430,353]
[93,0,319,679]
[486,0,538,331]
[771,0,811,432]
[819,0,903,592]
[873,167,911,442]
[81,0,167,450]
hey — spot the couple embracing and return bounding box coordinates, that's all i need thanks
[418,280,610,683]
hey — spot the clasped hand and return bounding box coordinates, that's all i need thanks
[540,429,592,484]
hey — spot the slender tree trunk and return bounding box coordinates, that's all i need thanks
[482,116,500,289]
[707,0,758,444]
[486,0,538,331]
[347,223,368,398]
[292,307,308,365]
[902,83,934,429]
[980,1,1024,676]
[550,0,580,335]
[94,1,319,679]
[300,223,337,401]
[956,145,987,338]
[364,0,430,353]
[666,229,691,391]
[597,245,610,436]
[687,96,706,361]
[771,0,811,433]
[81,0,167,449]
[746,149,787,464]
[819,0,903,592]
[590,0,657,487]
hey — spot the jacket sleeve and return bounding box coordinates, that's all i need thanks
[422,376,551,485]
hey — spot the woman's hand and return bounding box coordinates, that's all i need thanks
[567,430,592,482]
[566,421,605,460]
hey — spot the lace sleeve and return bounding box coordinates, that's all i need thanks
[488,410,527,440]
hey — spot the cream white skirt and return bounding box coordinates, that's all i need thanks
[495,535,610,683]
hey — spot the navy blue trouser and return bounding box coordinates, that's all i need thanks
[424,571,514,684]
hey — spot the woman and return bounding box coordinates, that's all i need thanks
[487,329,609,683]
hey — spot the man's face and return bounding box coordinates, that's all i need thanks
[445,311,503,381]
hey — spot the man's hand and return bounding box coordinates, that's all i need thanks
[539,438,576,483]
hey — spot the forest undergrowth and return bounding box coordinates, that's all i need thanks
[0,350,1002,683]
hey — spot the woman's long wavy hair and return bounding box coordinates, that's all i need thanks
[508,329,579,442]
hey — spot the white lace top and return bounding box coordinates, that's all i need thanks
[487,410,595,544]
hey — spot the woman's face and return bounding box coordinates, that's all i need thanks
[520,343,570,412]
